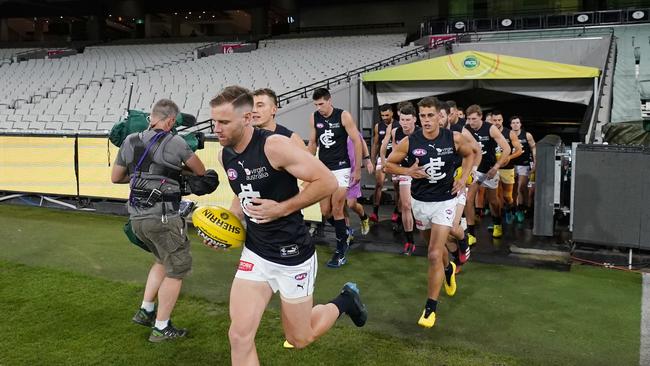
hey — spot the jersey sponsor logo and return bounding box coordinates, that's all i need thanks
[238,260,254,271]
[280,244,299,257]
[245,166,269,181]
[412,148,427,157]
[316,123,324,128]
[294,272,308,281]
[319,129,336,148]
[422,157,447,183]
[227,168,238,180]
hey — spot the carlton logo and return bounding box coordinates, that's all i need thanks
[294,272,308,280]
[412,148,427,156]
[238,261,254,272]
[463,56,479,69]
[227,168,238,180]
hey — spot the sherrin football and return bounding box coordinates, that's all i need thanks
[191,206,245,249]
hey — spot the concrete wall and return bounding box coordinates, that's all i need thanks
[453,35,610,68]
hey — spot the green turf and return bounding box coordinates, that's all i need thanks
[0,203,642,365]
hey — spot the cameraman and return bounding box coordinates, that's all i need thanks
[111,99,206,342]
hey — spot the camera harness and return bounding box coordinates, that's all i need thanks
[128,130,183,223]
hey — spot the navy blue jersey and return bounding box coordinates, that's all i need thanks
[450,118,465,133]
[377,119,395,157]
[465,121,496,174]
[393,126,420,167]
[273,123,293,138]
[498,127,516,169]
[511,129,532,166]
[314,108,350,170]
[407,128,458,202]
[223,128,313,265]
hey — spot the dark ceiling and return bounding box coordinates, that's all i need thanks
[0,0,373,17]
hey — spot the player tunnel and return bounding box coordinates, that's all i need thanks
[360,50,600,143]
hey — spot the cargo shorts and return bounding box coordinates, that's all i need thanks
[132,216,192,279]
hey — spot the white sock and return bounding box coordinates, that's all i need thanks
[155,319,169,330]
[141,301,155,312]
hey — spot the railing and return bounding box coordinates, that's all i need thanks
[276,45,426,107]
[450,26,614,44]
[421,7,649,37]
[584,33,616,143]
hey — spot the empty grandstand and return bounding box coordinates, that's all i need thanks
[0,34,416,134]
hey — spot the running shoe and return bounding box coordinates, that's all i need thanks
[369,213,379,223]
[327,251,347,268]
[467,233,477,246]
[360,217,370,235]
[492,224,503,238]
[340,282,367,327]
[401,242,412,256]
[443,262,457,297]
[418,309,436,328]
[132,307,156,327]
[148,321,188,343]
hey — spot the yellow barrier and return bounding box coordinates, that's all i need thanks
[1,135,322,222]
[0,136,77,195]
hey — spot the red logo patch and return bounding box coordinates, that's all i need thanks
[294,272,308,281]
[238,261,254,272]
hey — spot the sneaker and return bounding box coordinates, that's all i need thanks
[492,224,503,238]
[369,213,379,223]
[458,241,470,264]
[148,321,188,343]
[418,309,436,328]
[444,262,457,297]
[391,212,399,223]
[467,233,477,246]
[505,211,514,224]
[341,282,367,327]
[132,308,155,327]
[346,228,355,246]
[283,340,295,349]
[409,243,416,256]
[360,217,370,235]
[515,210,525,223]
[401,242,412,256]
[327,251,347,268]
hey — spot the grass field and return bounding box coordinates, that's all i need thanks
[0,204,642,365]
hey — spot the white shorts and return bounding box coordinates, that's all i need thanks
[331,168,351,188]
[515,165,531,177]
[411,197,458,230]
[375,157,382,170]
[456,187,468,206]
[235,246,317,301]
[391,174,412,186]
[473,170,500,189]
